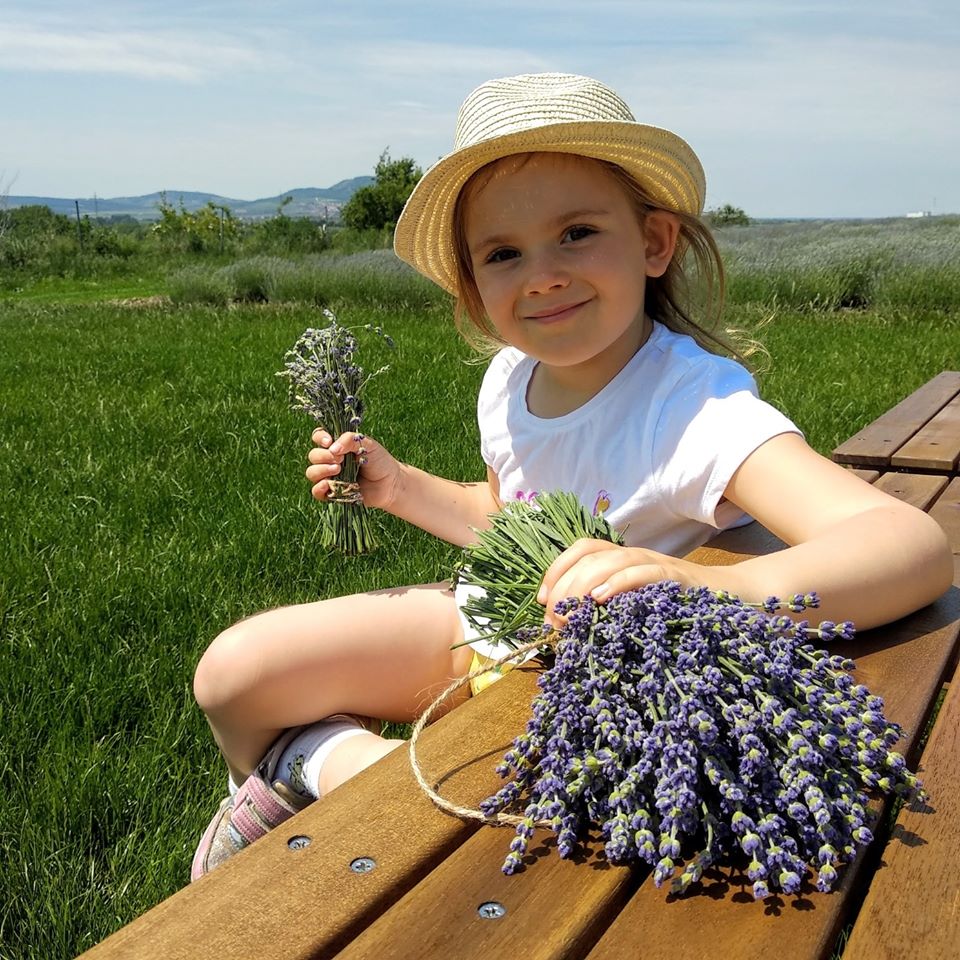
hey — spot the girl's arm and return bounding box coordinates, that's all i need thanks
[538,433,953,629]
[387,462,502,547]
[306,429,501,547]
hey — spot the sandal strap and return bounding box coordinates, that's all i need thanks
[230,775,306,846]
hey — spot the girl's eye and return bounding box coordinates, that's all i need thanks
[563,225,596,243]
[485,247,519,264]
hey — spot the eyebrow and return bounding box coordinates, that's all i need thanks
[469,207,612,257]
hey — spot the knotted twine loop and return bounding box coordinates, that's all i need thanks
[408,635,558,828]
[326,480,363,504]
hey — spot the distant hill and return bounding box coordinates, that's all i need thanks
[4,177,375,221]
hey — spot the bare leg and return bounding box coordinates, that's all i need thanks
[316,735,407,795]
[193,581,471,784]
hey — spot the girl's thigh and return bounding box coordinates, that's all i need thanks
[197,581,472,728]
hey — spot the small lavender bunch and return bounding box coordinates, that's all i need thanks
[481,585,924,897]
[277,309,392,555]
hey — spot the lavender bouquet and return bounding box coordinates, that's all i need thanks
[277,310,392,555]
[455,492,924,898]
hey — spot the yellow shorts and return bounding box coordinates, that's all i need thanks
[457,581,538,696]
[469,649,514,696]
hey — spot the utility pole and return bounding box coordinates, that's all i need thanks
[74,200,84,250]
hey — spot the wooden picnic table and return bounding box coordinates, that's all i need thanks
[832,370,960,476]
[80,374,960,960]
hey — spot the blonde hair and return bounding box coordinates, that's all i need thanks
[451,153,751,364]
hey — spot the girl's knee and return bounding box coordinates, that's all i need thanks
[192,620,261,717]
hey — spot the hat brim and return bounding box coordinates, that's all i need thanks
[393,119,705,294]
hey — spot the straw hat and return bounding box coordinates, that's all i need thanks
[393,72,705,294]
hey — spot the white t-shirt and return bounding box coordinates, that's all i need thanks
[478,321,800,558]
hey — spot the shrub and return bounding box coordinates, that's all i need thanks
[246,210,330,255]
[167,265,233,306]
[214,256,288,303]
[270,261,327,306]
[706,204,751,227]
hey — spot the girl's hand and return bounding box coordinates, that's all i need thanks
[536,538,701,628]
[305,428,402,512]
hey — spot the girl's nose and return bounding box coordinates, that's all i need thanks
[523,253,570,296]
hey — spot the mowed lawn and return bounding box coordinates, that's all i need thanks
[1,274,957,958]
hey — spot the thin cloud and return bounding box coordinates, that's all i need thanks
[352,40,552,81]
[0,22,264,82]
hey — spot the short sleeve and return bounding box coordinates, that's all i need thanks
[477,348,524,468]
[650,357,801,528]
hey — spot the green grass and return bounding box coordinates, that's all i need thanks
[1,234,958,958]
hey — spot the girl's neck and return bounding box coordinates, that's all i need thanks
[524,316,653,418]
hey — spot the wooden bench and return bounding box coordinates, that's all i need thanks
[832,370,960,476]
[80,375,960,960]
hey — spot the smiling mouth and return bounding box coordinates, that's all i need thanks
[525,300,588,322]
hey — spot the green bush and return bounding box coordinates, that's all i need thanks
[270,262,327,306]
[167,265,233,306]
[246,211,330,255]
[706,204,751,227]
[213,256,285,303]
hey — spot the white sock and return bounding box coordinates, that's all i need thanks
[227,772,241,798]
[275,718,374,799]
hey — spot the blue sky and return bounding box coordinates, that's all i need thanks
[2,0,957,218]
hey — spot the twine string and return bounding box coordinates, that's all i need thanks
[407,636,558,828]
[326,480,364,504]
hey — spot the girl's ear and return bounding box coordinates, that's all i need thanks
[643,210,681,278]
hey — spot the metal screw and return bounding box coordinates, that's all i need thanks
[350,856,377,874]
[287,835,312,850]
[477,901,507,919]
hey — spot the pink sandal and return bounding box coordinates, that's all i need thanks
[191,727,312,882]
[191,716,381,881]
[190,794,237,882]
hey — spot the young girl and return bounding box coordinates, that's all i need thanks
[190,73,952,879]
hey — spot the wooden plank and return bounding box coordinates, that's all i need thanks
[929,477,960,658]
[832,371,960,468]
[890,394,960,474]
[78,662,541,960]
[873,472,948,512]
[842,675,960,960]
[685,520,786,566]
[928,476,960,567]
[332,825,636,960]
[325,522,786,960]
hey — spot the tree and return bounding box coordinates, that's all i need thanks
[151,193,240,252]
[340,149,422,231]
[705,204,750,227]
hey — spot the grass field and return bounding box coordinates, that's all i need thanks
[1,223,958,959]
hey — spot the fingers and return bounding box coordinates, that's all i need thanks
[536,539,619,604]
[310,428,364,456]
[537,543,671,628]
[306,429,365,500]
[311,427,332,446]
[586,563,667,604]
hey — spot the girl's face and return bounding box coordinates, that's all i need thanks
[462,153,677,386]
